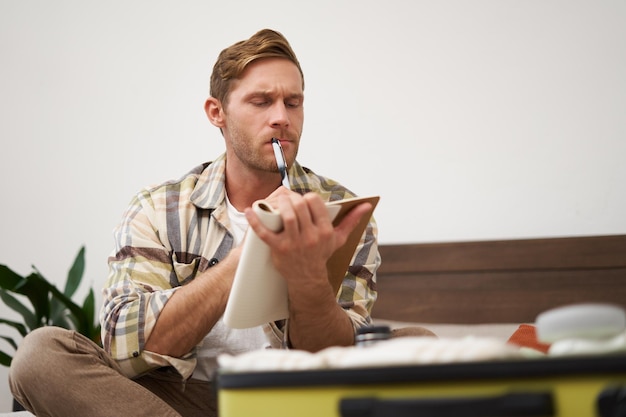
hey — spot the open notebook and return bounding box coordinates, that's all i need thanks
[224,195,379,329]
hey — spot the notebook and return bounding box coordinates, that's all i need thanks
[223,195,379,329]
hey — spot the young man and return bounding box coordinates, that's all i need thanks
[9,28,379,417]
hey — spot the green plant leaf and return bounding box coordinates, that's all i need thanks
[49,296,65,327]
[0,318,28,338]
[49,308,74,330]
[83,288,95,324]
[0,245,102,365]
[0,350,13,367]
[0,319,30,337]
[81,288,101,344]
[0,291,36,332]
[0,265,24,290]
[0,335,18,351]
[13,273,51,326]
[0,265,25,291]
[64,246,85,299]
[45,281,90,335]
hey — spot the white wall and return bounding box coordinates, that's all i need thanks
[1,0,625,411]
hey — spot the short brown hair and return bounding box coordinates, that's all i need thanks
[210,29,304,105]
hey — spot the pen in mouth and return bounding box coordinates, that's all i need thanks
[271,138,291,189]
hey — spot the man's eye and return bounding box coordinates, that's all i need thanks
[252,101,268,107]
[286,100,301,108]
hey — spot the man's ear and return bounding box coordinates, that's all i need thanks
[205,97,225,128]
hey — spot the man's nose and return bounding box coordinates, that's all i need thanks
[269,102,289,127]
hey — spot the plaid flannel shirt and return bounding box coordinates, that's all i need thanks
[100,153,380,379]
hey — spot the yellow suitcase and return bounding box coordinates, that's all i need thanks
[217,354,626,417]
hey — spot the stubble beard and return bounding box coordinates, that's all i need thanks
[227,121,300,175]
[229,127,274,174]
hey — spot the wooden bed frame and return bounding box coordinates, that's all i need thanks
[373,234,626,324]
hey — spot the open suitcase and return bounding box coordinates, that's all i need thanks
[217,353,626,417]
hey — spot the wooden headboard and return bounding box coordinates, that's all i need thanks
[373,234,626,324]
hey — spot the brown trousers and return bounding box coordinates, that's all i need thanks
[9,327,217,417]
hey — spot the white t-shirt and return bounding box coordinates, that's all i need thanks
[225,194,249,247]
[191,194,269,381]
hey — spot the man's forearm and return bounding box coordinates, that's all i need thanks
[144,247,241,357]
[286,279,355,351]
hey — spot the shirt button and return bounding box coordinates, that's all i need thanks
[208,258,219,267]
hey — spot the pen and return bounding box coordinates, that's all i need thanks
[271,138,291,189]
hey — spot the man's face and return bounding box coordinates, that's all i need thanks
[222,57,304,174]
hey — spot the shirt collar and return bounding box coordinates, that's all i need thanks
[190,153,227,210]
[190,152,312,210]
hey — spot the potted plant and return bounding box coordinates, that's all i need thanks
[0,246,101,411]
